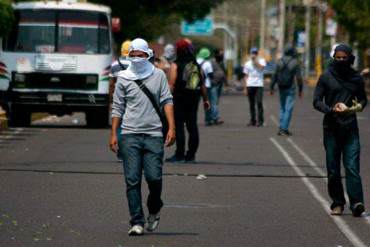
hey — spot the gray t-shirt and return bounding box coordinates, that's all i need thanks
[111,68,173,136]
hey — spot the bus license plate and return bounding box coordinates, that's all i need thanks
[47,94,62,102]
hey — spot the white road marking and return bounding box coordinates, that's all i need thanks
[271,137,368,247]
[287,138,326,177]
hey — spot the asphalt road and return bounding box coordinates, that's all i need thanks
[1,87,370,247]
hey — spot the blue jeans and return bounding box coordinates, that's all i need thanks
[205,85,220,123]
[279,87,295,130]
[118,134,164,226]
[324,127,364,210]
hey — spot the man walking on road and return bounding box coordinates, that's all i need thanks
[313,44,367,217]
[270,46,303,136]
[243,47,266,127]
[109,38,176,236]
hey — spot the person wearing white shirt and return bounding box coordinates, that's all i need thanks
[243,47,266,127]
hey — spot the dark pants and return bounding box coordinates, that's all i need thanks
[118,134,164,226]
[174,92,200,159]
[247,86,264,124]
[323,127,364,210]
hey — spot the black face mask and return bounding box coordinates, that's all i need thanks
[333,59,351,70]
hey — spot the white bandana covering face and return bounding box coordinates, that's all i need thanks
[119,38,155,80]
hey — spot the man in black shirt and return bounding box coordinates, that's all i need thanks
[313,44,367,217]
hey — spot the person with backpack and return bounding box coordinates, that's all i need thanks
[270,46,303,136]
[165,39,210,163]
[197,47,224,126]
[313,44,367,217]
[243,47,266,127]
[213,49,227,103]
[109,38,176,236]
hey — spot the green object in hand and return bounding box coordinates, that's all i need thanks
[346,100,362,114]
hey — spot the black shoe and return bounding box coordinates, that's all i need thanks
[256,122,264,127]
[185,156,196,163]
[352,203,365,217]
[277,129,286,136]
[284,130,293,136]
[165,155,185,163]
[205,121,213,126]
[247,122,256,127]
[278,129,292,136]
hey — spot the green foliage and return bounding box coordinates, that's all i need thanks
[0,0,15,37]
[88,0,224,41]
[329,0,370,47]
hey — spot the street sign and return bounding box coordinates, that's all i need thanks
[181,17,214,36]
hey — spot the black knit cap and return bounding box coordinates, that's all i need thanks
[333,44,353,57]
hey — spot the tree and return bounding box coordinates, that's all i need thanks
[0,0,14,37]
[329,0,370,48]
[89,0,224,41]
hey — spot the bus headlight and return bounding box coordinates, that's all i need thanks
[86,75,97,85]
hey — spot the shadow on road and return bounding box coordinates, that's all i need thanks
[146,232,199,236]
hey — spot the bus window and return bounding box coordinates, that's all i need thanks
[3,10,110,54]
[3,10,56,52]
[58,11,110,54]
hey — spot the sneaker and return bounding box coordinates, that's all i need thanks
[330,206,343,215]
[146,213,160,232]
[256,122,264,127]
[352,203,365,217]
[277,129,286,136]
[165,155,185,163]
[213,119,224,125]
[284,130,293,136]
[128,225,144,236]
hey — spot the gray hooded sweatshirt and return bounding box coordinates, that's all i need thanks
[111,68,173,137]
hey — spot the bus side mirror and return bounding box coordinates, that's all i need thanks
[112,17,121,33]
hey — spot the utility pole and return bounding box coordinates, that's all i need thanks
[278,0,286,58]
[304,1,311,78]
[259,0,266,52]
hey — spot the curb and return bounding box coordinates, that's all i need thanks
[0,106,8,130]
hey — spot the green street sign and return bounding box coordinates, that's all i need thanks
[181,17,214,36]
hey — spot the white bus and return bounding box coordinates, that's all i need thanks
[0,1,114,127]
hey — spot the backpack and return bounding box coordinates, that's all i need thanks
[182,61,202,90]
[276,58,295,89]
[211,60,226,86]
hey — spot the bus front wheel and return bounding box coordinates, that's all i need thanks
[9,105,31,127]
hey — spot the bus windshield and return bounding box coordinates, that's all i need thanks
[3,9,110,54]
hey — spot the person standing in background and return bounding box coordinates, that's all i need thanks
[158,43,177,92]
[165,39,210,163]
[243,47,266,127]
[270,46,303,136]
[197,48,223,126]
